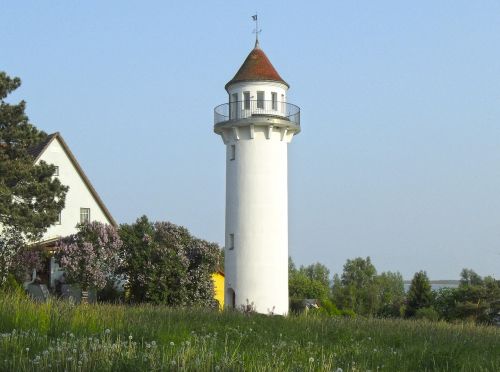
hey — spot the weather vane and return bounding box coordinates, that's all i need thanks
[252,13,261,43]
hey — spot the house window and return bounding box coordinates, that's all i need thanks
[271,92,277,110]
[55,212,61,225]
[80,208,90,224]
[230,145,235,161]
[243,92,250,110]
[257,91,264,109]
[228,233,234,250]
[53,166,59,176]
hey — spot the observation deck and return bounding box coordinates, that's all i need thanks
[214,100,300,133]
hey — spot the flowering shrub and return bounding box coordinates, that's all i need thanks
[11,246,44,282]
[119,216,220,307]
[56,222,122,290]
[0,227,23,286]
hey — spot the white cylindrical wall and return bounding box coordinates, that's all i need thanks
[224,126,289,315]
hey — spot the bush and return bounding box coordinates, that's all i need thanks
[0,274,24,294]
[319,299,342,316]
[289,298,306,314]
[415,307,439,322]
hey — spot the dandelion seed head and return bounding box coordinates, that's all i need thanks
[170,341,174,346]
[309,357,315,363]
[105,329,111,334]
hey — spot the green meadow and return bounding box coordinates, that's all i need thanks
[0,292,499,371]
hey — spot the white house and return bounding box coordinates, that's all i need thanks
[29,132,116,286]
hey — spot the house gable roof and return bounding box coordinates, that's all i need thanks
[32,132,117,227]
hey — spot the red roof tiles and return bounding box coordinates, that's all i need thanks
[225,43,288,90]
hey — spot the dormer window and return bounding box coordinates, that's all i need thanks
[257,91,264,109]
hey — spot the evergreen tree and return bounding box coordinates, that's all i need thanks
[0,71,68,285]
[405,271,433,317]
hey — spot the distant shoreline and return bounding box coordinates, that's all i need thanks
[403,280,460,285]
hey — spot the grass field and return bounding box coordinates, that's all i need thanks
[1,292,500,371]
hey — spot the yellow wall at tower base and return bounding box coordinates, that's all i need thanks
[212,271,224,310]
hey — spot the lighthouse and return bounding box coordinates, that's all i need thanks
[214,38,300,315]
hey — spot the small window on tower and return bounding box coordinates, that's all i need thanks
[243,92,250,110]
[56,212,61,225]
[271,92,277,110]
[53,166,59,176]
[230,145,235,160]
[229,233,234,250]
[230,93,238,119]
[257,91,264,109]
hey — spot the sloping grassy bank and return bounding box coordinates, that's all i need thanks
[1,292,499,371]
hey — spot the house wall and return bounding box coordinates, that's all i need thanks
[36,138,112,241]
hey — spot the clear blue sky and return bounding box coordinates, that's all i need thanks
[3,1,500,279]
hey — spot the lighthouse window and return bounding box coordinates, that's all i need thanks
[257,91,264,109]
[230,93,238,119]
[229,234,234,250]
[243,92,250,109]
[271,92,277,110]
[230,145,235,160]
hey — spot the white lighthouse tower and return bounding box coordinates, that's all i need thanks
[214,39,300,315]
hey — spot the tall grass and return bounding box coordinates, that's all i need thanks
[1,291,500,371]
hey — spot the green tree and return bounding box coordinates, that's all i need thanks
[405,271,433,317]
[332,257,379,315]
[376,271,405,317]
[460,268,483,286]
[0,71,67,285]
[288,258,330,301]
[300,262,330,289]
[452,270,500,323]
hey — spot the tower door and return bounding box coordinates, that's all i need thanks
[226,288,236,309]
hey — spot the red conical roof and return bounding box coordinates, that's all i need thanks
[225,41,288,90]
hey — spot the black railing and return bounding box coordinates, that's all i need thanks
[214,100,300,126]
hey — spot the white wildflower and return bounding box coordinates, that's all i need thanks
[105,329,111,334]
[309,357,315,363]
